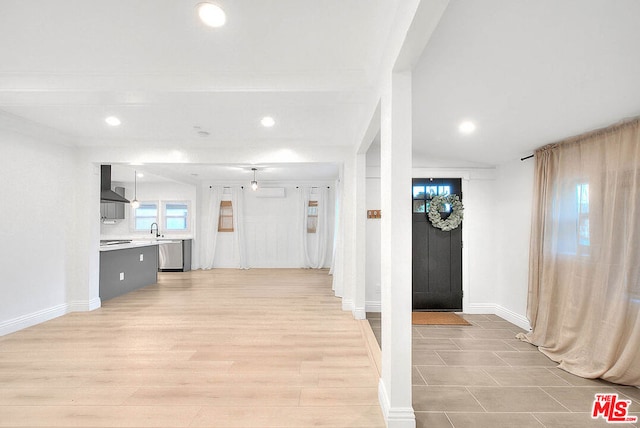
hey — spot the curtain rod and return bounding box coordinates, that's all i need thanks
[208,185,330,189]
[530,116,640,159]
[520,154,534,161]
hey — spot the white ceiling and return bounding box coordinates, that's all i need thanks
[412,0,640,166]
[2,0,640,179]
[0,0,396,152]
[110,163,340,185]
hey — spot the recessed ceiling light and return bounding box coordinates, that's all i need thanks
[458,120,476,134]
[136,173,144,178]
[197,3,226,27]
[261,116,275,128]
[105,116,121,126]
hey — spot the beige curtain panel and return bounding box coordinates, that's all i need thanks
[518,118,640,386]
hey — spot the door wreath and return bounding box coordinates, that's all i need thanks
[428,195,464,231]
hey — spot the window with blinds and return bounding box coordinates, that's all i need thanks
[218,200,234,232]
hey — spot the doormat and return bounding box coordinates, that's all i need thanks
[412,312,470,326]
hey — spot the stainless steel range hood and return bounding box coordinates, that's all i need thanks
[100,165,130,203]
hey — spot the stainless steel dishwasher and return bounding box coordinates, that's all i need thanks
[158,241,183,270]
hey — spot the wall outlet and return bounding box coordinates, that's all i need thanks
[119,272,124,281]
[139,254,144,261]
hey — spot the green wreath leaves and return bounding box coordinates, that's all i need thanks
[428,194,464,231]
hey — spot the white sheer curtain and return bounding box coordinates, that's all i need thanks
[297,186,329,269]
[313,187,329,269]
[329,179,341,276]
[200,185,222,270]
[231,186,249,269]
[297,186,312,268]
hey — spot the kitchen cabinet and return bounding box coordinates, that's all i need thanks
[100,186,126,221]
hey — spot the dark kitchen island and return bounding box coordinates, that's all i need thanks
[99,241,160,302]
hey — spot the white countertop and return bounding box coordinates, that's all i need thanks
[99,240,181,252]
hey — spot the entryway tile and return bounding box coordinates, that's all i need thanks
[464,329,521,339]
[413,338,460,351]
[415,412,453,428]
[412,386,485,412]
[616,385,640,402]
[494,350,558,367]
[467,386,569,412]
[533,412,622,427]
[412,351,446,365]
[502,338,539,351]
[412,367,426,385]
[474,320,518,330]
[412,315,638,428]
[542,386,638,412]
[416,366,498,386]
[446,412,544,428]
[482,367,571,387]
[451,338,519,351]
[548,368,612,386]
[436,351,509,367]
[413,327,473,339]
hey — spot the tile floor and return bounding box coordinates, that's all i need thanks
[367,312,640,428]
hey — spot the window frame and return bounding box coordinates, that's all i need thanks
[131,201,159,232]
[218,200,234,232]
[129,200,191,234]
[162,200,191,232]
[552,181,590,257]
[307,200,318,233]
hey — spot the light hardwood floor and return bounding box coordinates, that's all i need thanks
[0,269,385,427]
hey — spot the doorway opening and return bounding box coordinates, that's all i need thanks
[412,178,463,311]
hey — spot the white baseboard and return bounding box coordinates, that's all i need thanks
[89,297,102,311]
[464,302,495,313]
[466,303,531,331]
[494,305,531,331]
[67,298,101,312]
[366,301,381,312]
[365,300,530,331]
[379,378,416,428]
[342,298,354,312]
[0,303,68,336]
[353,307,366,320]
[378,378,390,419]
[0,299,102,337]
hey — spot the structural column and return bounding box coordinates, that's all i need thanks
[379,71,414,427]
[353,152,367,319]
[339,155,357,310]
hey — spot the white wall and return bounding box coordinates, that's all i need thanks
[365,175,382,311]
[362,164,532,322]
[100,181,197,239]
[463,174,497,308]
[0,130,86,335]
[0,137,349,335]
[494,159,534,328]
[204,184,335,269]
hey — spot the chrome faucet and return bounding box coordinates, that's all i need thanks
[150,222,160,238]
